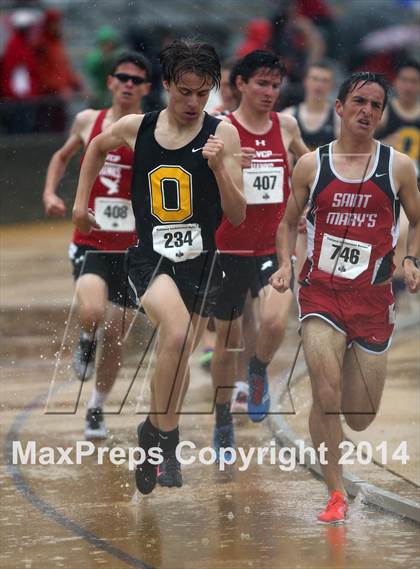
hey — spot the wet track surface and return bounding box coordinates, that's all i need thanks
[1,221,419,568]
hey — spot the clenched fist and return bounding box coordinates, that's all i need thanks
[202,134,224,172]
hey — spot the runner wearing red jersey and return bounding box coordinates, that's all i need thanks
[211,51,308,454]
[43,52,151,439]
[271,72,420,523]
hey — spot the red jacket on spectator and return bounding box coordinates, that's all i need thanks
[236,19,273,58]
[35,9,82,96]
[1,28,41,99]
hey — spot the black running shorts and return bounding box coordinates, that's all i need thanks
[69,243,137,308]
[214,253,281,321]
[127,246,222,317]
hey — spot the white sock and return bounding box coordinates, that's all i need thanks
[87,386,108,410]
[235,381,249,393]
[81,330,95,342]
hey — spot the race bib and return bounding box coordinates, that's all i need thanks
[152,223,203,262]
[243,167,284,204]
[94,198,135,232]
[318,233,372,280]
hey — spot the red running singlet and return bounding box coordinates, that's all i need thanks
[216,112,290,256]
[72,109,137,251]
[300,141,400,289]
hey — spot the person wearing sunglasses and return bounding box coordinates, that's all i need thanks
[73,38,245,495]
[42,51,151,440]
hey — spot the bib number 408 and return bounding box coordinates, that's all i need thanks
[164,230,193,249]
[103,204,128,219]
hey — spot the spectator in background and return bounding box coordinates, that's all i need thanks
[35,9,84,132]
[377,60,420,173]
[283,59,338,151]
[294,0,336,58]
[376,60,420,298]
[271,1,326,108]
[125,24,169,111]
[236,19,272,58]
[235,2,326,110]
[84,26,120,109]
[209,57,239,116]
[0,8,42,134]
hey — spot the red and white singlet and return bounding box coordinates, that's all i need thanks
[216,112,290,256]
[72,109,137,251]
[300,141,400,289]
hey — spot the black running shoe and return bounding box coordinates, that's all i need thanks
[135,422,158,495]
[158,449,183,488]
[85,407,107,440]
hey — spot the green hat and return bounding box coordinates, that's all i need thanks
[96,26,119,45]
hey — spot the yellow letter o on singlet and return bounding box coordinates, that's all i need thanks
[148,165,193,223]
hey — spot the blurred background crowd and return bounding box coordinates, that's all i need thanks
[0,0,419,135]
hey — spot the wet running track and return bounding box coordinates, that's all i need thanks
[1,221,419,568]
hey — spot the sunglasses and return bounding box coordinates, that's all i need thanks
[112,73,147,86]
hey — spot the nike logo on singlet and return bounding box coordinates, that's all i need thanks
[192,147,203,153]
[375,173,387,178]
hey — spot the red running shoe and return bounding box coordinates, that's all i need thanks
[318,491,348,524]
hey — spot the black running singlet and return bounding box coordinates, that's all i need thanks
[294,104,335,150]
[376,100,420,175]
[131,111,223,263]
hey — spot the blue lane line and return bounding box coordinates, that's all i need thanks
[4,394,155,569]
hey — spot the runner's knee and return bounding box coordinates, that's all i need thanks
[78,303,106,328]
[314,382,341,415]
[160,322,194,354]
[344,413,376,431]
[260,313,285,339]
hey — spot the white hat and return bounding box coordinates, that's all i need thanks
[10,9,42,29]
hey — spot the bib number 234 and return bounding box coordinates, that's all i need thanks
[152,223,203,262]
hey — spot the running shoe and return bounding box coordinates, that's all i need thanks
[247,367,270,422]
[213,423,235,462]
[85,407,107,440]
[158,450,183,488]
[317,491,348,524]
[135,422,158,495]
[73,334,97,381]
[230,381,249,414]
[199,348,213,371]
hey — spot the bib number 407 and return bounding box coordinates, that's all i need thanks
[253,175,277,191]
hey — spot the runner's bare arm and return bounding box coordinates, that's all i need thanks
[42,110,95,217]
[72,114,142,233]
[220,114,255,168]
[280,113,309,159]
[394,151,420,293]
[270,152,316,291]
[204,121,245,225]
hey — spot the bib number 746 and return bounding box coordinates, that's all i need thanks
[330,244,360,265]
[318,233,372,280]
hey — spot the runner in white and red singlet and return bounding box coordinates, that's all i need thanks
[271,71,420,523]
[211,51,308,456]
[43,51,151,439]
